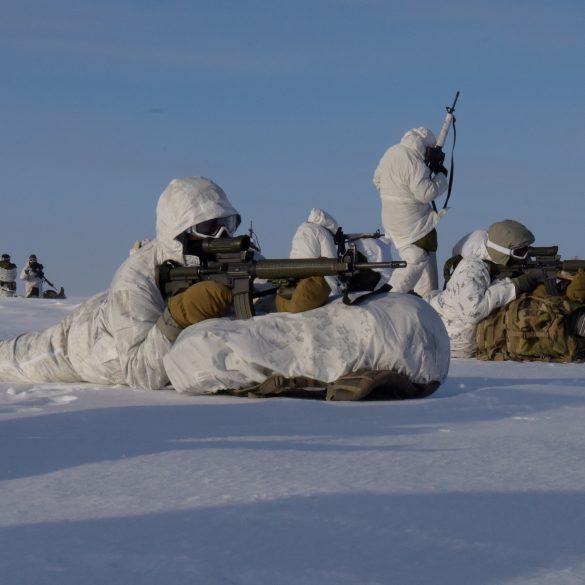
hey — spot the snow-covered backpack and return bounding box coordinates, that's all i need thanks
[476,293,585,362]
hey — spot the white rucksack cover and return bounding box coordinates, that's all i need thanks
[164,293,451,394]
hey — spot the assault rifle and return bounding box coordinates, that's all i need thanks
[425,91,459,175]
[425,91,460,212]
[491,246,585,295]
[156,235,406,319]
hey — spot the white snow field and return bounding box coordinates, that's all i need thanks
[2,296,585,585]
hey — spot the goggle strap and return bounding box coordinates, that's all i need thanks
[486,239,529,259]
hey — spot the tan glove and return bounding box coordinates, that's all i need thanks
[566,269,585,302]
[275,276,331,313]
[169,280,233,327]
[157,280,233,341]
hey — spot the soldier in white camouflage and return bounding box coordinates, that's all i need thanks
[426,220,537,358]
[20,254,44,298]
[0,254,17,297]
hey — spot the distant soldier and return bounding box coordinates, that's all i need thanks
[20,254,44,298]
[0,254,17,297]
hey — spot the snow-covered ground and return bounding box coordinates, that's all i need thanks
[1,296,585,585]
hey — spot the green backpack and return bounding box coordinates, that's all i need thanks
[476,293,585,363]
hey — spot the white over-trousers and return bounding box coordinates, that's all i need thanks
[389,244,438,297]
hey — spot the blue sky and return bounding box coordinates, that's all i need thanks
[1,0,584,295]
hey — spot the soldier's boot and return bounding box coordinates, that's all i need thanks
[326,369,440,402]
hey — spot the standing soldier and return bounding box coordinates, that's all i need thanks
[0,254,17,297]
[373,127,449,297]
[20,254,44,298]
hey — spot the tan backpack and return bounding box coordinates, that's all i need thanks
[476,293,585,362]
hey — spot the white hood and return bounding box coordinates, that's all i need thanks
[307,208,339,234]
[452,229,492,262]
[400,127,437,160]
[155,177,240,264]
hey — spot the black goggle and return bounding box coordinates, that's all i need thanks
[510,246,530,260]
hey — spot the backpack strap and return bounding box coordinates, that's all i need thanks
[342,283,392,306]
[432,115,457,212]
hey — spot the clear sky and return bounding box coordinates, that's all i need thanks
[1,0,584,296]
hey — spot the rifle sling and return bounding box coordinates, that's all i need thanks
[342,284,392,306]
[432,115,456,213]
[252,286,279,298]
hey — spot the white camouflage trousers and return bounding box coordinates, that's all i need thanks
[389,244,438,297]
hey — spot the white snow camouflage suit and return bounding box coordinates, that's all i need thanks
[289,208,394,294]
[0,177,240,389]
[373,127,449,296]
[0,265,17,297]
[426,229,517,358]
[20,264,43,297]
[289,208,342,293]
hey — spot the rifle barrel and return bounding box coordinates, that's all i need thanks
[450,91,460,112]
[254,258,349,280]
[254,258,406,280]
[354,261,406,269]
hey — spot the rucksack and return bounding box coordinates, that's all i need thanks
[476,293,585,362]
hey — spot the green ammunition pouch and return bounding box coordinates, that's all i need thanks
[413,228,438,253]
[476,293,585,363]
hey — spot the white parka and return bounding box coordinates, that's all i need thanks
[290,208,339,259]
[426,230,517,358]
[289,208,394,292]
[0,177,240,389]
[20,263,43,297]
[289,208,342,293]
[0,265,17,297]
[373,127,448,248]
